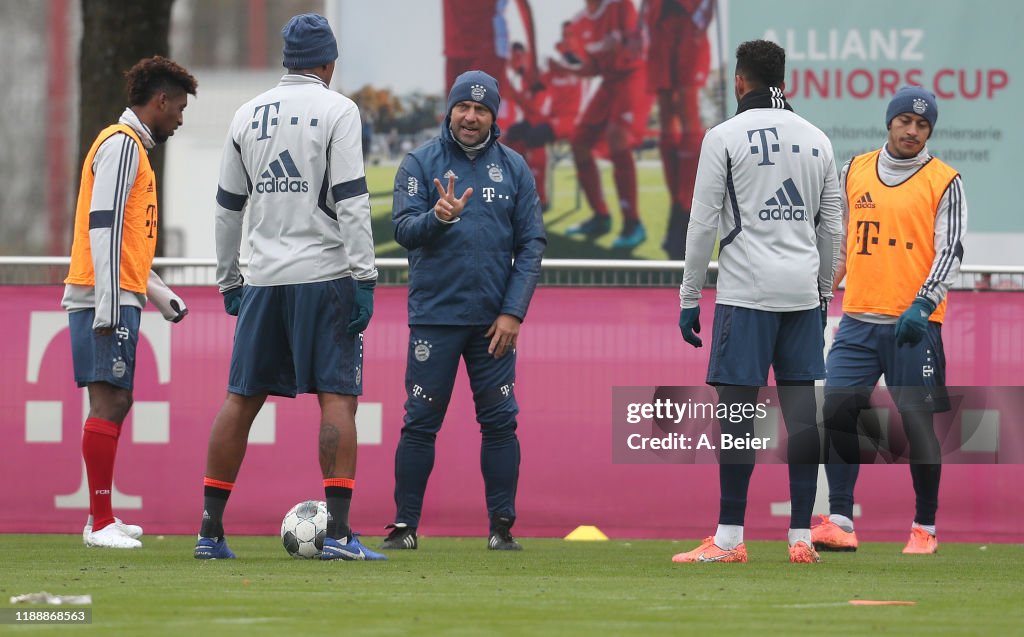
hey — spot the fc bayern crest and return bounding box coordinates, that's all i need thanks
[913,98,928,114]
[413,339,432,362]
[470,84,486,101]
[487,163,504,183]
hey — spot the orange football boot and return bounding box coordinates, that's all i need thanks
[672,537,748,563]
[811,515,859,552]
[788,541,822,563]
[902,527,938,554]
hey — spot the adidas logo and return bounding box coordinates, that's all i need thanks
[256,150,309,194]
[759,178,806,221]
[854,192,876,209]
[443,169,458,180]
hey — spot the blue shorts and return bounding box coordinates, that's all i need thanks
[228,279,363,397]
[707,305,824,386]
[825,315,947,412]
[69,307,141,390]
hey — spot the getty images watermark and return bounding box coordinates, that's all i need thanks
[612,386,1024,464]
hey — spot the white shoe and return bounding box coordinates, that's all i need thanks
[84,524,142,549]
[83,515,143,544]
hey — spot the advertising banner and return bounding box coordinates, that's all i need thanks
[3,286,1023,541]
[330,0,1020,262]
[727,0,1020,240]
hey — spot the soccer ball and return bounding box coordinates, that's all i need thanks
[281,500,328,559]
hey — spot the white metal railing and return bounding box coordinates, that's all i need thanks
[1,256,1022,289]
[4,255,1023,273]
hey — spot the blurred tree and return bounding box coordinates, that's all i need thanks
[352,86,444,135]
[351,85,404,131]
[78,0,174,256]
[399,93,446,134]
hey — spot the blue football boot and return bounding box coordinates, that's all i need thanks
[194,536,236,560]
[321,533,388,561]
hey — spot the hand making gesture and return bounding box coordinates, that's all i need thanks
[433,175,474,222]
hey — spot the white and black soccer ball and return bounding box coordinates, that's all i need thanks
[281,500,328,559]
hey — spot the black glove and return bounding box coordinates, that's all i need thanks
[347,280,376,335]
[895,297,936,347]
[679,306,702,348]
[222,277,244,316]
[168,299,188,323]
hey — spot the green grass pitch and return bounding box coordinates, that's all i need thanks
[2,535,1021,635]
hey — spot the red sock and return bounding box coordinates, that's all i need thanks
[82,417,121,531]
[528,148,548,206]
[573,149,609,216]
[680,93,703,140]
[675,132,702,208]
[610,150,639,222]
[659,135,681,206]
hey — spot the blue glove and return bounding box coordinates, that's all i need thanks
[679,306,702,348]
[895,297,936,347]
[347,280,376,335]
[222,283,243,316]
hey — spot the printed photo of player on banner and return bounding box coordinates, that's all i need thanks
[334,0,1019,263]
[335,0,729,260]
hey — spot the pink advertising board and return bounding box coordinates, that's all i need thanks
[2,286,1022,542]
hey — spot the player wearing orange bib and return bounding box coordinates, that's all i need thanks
[815,86,967,555]
[63,57,196,549]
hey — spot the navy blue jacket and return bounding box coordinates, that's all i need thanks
[392,120,546,325]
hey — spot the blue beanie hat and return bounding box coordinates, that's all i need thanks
[447,70,501,118]
[282,13,338,69]
[886,85,938,130]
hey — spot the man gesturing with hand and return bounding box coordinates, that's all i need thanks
[385,70,546,552]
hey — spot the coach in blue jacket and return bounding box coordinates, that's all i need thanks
[383,70,546,551]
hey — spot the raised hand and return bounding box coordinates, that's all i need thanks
[433,175,474,222]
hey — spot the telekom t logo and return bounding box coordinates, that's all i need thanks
[856,220,881,255]
[24,311,383,512]
[26,312,173,510]
[747,127,780,166]
[252,101,281,141]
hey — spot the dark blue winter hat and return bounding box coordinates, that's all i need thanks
[886,85,938,130]
[447,70,501,118]
[282,13,338,69]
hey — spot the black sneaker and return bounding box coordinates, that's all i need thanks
[565,215,612,238]
[380,523,418,550]
[488,516,523,551]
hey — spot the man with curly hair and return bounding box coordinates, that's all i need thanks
[64,55,197,549]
